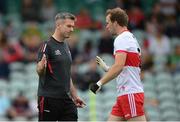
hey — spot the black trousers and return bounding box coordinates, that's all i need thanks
[38,96,78,121]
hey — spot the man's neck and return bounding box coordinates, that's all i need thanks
[117,26,128,35]
[52,32,64,42]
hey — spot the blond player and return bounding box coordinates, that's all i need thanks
[90,7,146,121]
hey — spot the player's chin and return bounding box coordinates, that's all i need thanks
[110,31,116,35]
[64,35,70,39]
[65,34,71,38]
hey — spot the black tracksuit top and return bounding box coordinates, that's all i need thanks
[37,37,72,98]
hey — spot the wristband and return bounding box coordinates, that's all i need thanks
[97,81,102,87]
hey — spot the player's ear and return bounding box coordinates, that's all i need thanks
[56,20,61,28]
[56,23,60,28]
[114,21,118,26]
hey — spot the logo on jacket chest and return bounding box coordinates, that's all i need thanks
[55,50,61,55]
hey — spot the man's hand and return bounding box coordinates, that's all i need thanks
[36,54,47,75]
[96,56,109,72]
[90,81,102,94]
[73,97,86,108]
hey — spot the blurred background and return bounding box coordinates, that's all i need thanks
[0,0,180,121]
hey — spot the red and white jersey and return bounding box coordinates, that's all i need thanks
[113,31,144,96]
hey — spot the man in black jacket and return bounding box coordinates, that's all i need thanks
[36,12,85,121]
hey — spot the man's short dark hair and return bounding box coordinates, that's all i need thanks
[106,7,128,27]
[55,12,76,21]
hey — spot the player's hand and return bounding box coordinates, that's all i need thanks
[96,56,109,72]
[39,54,47,68]
[73,97,86,108]
[37,54,47,75]
[90,82,101,94]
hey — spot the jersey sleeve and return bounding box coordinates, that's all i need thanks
[37,41,48,62]
[114,36,129,54]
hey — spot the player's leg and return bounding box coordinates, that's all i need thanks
[127,115,146,121]
[60,97,78,121]
[38,96,59,121]
[108,97,125,121]
[108,114,125,121]
[122,93,146,121]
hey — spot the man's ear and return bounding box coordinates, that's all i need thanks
[114,21,118,26]
[57,24,60,28]
[56,20,62,28]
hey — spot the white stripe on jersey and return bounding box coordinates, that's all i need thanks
[128,94,137,117]
[43,43,47,53]
[128,94,134,116]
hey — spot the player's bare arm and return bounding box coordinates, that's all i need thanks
[70,78,86,108]
[90,52,127,94]
[99,52,127,85]
[70,78,78,99]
